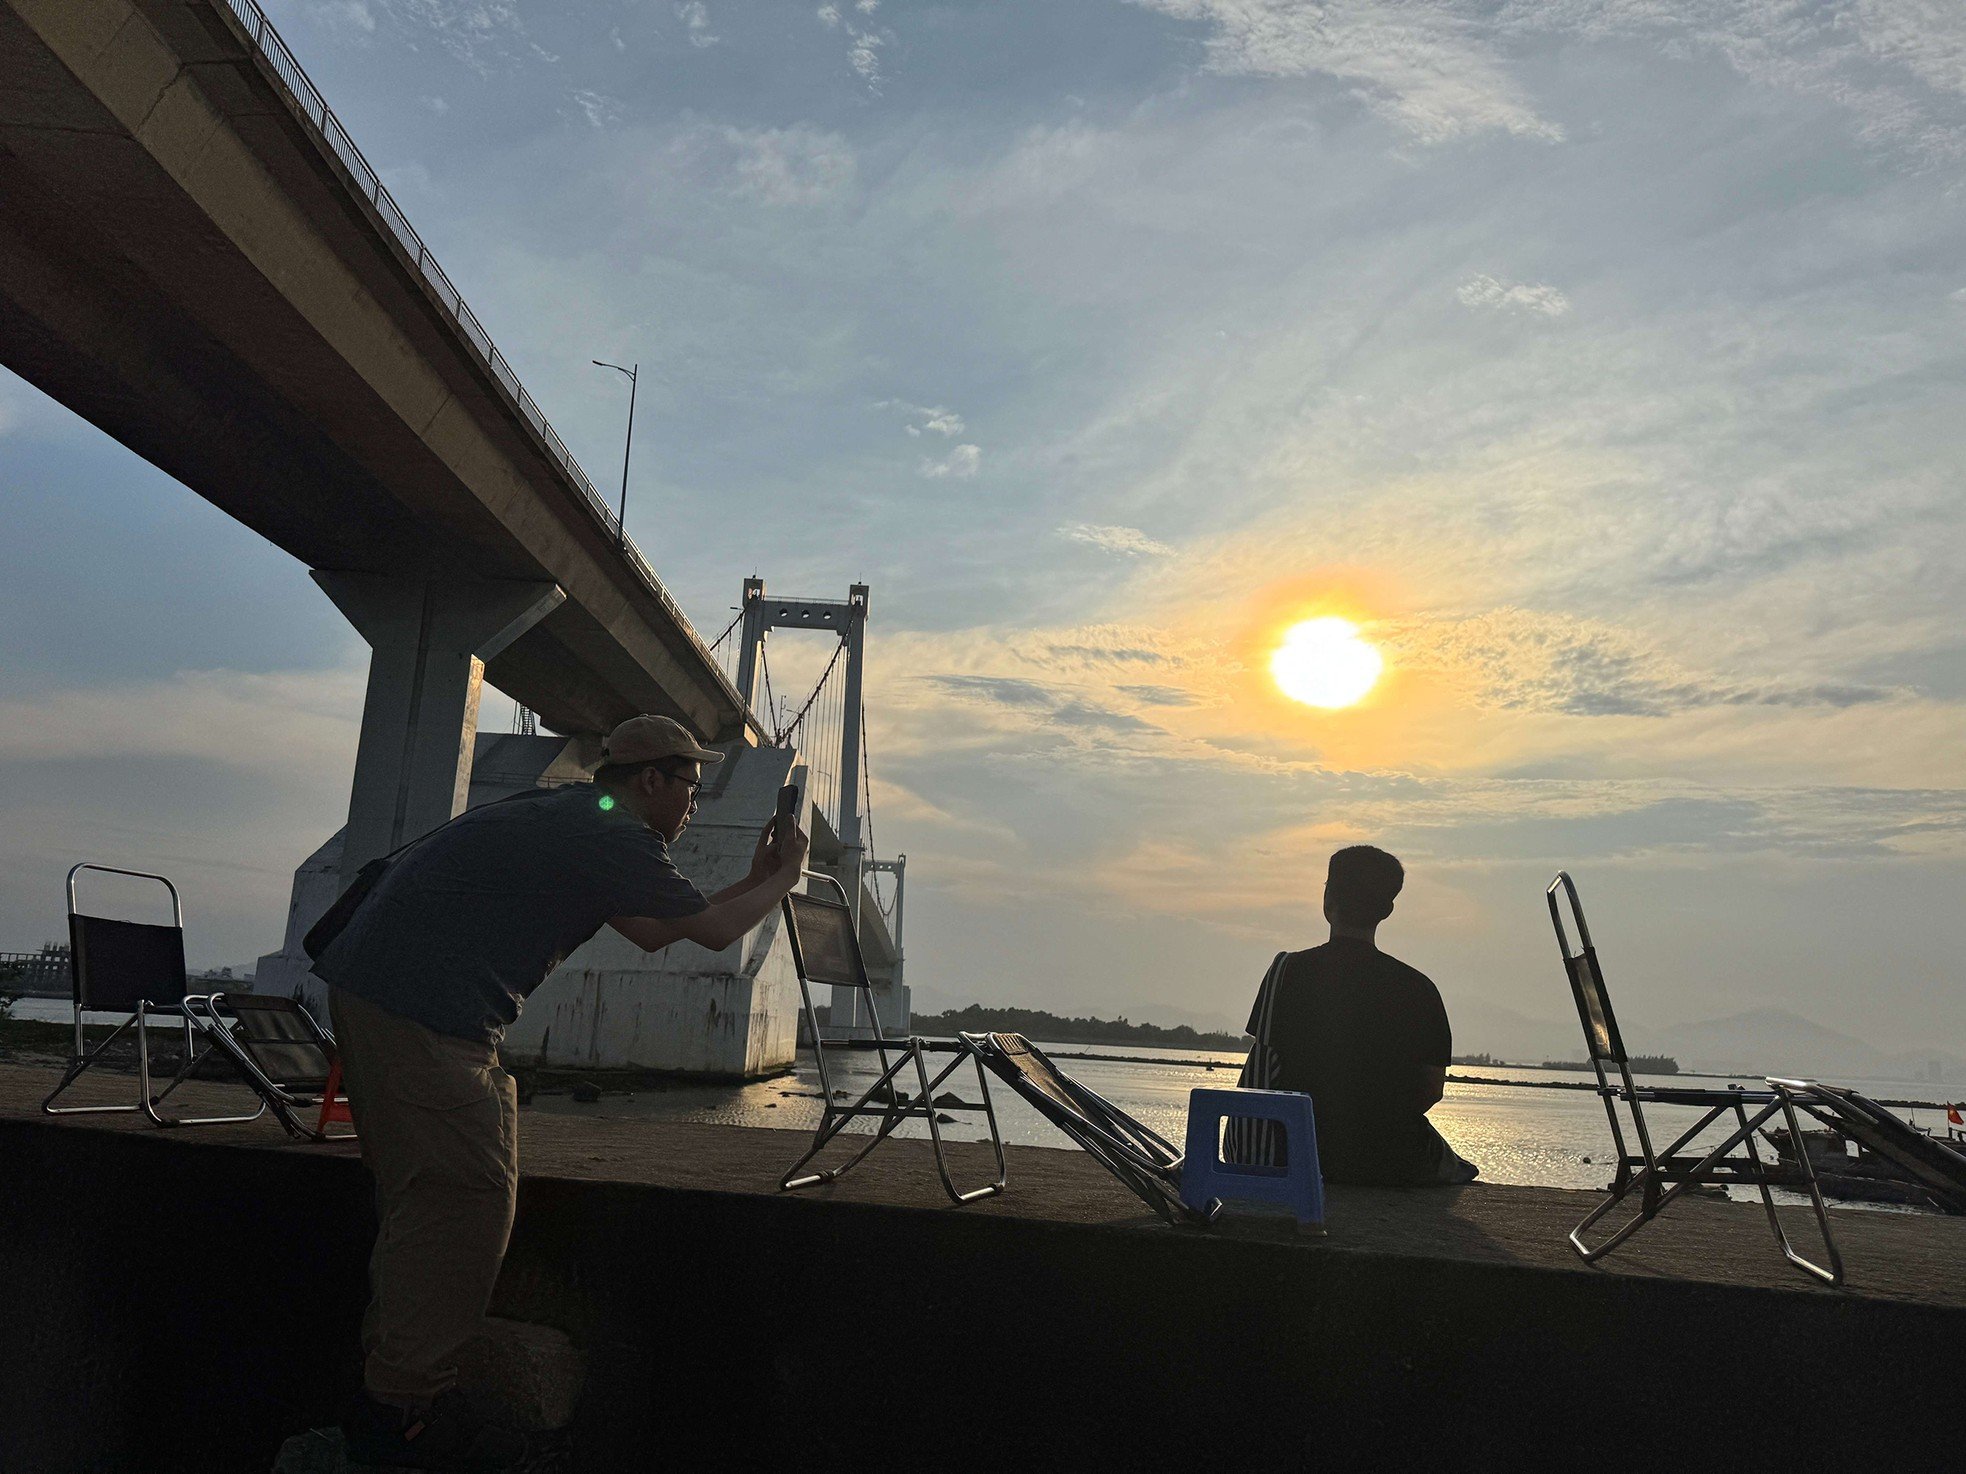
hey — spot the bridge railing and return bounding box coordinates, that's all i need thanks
[213,0,751,726]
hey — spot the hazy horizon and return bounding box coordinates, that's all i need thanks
[4,1,1963,1061]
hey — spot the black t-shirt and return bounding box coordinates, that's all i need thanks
[1242,939,1452,1184]
[313,786,708,1042]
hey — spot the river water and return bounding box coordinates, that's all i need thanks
[524,1039,1966,1201]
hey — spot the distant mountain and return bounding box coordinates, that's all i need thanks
[1448,998,1580,1062]
[1440,999,1963,1087]
[1642,1008,1965,1086]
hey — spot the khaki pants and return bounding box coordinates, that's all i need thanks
[329,987,519,1406]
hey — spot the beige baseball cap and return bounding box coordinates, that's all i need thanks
[600,714,724,767]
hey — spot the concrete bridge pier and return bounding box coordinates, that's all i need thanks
[313,571,566,872]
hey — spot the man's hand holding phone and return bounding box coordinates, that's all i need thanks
[772,783,808,877]
[750,784,808,884]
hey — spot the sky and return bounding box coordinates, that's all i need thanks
[3,0,1964,1055]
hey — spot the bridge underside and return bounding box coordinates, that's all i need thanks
[0,0,745,743]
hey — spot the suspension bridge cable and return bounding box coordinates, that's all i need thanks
[707,607,745,652]
[759,644,777,746]
[772,636,848,747]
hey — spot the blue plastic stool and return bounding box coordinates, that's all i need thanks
[1180,1087,1325,1232]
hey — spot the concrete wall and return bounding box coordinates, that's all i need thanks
[3,1120,1958,1473]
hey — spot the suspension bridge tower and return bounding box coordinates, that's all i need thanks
[728,577,906,1036]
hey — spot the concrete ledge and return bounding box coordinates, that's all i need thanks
[2,1064,1961,1472]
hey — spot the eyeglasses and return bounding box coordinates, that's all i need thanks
[659,769,704,797]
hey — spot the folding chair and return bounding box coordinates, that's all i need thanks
[1548,872,1841,1285]
[42,864,264,1128]
[780,873,1005,1203]
[181,992,355,1142]
[959,1031,1207,1227]
[1765,1079,1966,1217]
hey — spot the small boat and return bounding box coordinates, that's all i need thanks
[1764,1125,1965,1211]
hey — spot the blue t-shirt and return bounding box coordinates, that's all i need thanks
[313,786,708,1042]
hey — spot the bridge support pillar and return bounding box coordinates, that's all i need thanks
[314,572,566,874]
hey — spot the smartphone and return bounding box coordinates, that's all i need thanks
[775,783,799,833]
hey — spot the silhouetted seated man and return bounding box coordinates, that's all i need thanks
[1231,845,1478,1186]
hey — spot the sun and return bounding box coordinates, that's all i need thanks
[1271,617,1383,709]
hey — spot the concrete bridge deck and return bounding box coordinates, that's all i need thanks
[3,1061,1961,1471]
[0,0,746,743]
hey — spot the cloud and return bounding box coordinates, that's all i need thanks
[719,124,856,204]
[368,1,530,73]
[1115,684,1209,706]
[1457,273,1570,317]
[568,89,618,131]
[874,400,984,478]
[876,401,966,438]
[1388,609,1903,718]
[675,2,719,49]
[1086,779,1966,931]
[1128,0,1565,144]
[815,0,887,89]
[919,444,982,479]
[916,675,1162,737]
[1058,523,1175,558]
[0,665,364,771]
[847,28,885,88]
[1506,0,1966,164]
[1128,2,1966,162]
[316,1,377,36]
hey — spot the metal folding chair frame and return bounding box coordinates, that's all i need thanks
[181,992,355,1142]
[959,1032,1207,1227]
[42,864,265,1129]
[1548,872,1841,1285]
[780,873,1005,1204]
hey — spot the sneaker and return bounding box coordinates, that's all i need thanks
[341,1389,530,1471]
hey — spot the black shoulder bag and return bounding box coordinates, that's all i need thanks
[301,787,561,960]
[302,845,413,962]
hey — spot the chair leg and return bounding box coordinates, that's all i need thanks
[42,1015,146,1116]
[916,1049,1005,1204]
[1570,1165,1667,1261]
[780,1053,917,1191]
[967,1052,1009,1196]
[1570,1104,1730,1261]
[1753,1092,1844,1286]
[139,1012,268,1128]
[1570,1104,1778,1264]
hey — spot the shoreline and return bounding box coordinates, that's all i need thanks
[1022,1044,1955,1112]
[5,1014,1953,1115]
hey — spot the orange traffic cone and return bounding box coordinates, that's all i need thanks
[318,1056,355,1136]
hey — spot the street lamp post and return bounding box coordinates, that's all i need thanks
[592,359,638,551]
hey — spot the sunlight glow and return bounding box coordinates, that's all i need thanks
[1271,617,1384,709]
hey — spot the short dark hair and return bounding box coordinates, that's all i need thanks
[1325,845,1404,927]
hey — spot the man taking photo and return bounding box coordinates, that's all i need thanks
[313,714,809,1470]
